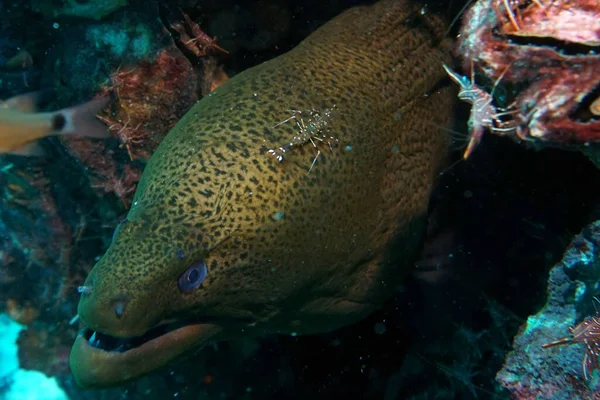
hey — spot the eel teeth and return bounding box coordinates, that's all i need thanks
[89,332,97,345]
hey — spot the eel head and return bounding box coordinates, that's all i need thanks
[69,200,268,388]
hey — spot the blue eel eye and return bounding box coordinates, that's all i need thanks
[177,261,207,292]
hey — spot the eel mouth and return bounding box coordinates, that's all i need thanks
[80,319,191,353]
[70,319,224,389]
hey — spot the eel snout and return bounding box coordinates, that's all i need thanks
[70,264,224,388]
[70,321,222,388]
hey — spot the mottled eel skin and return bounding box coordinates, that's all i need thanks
[70,0,455,388]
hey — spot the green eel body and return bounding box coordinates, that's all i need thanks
[70,0,454,388]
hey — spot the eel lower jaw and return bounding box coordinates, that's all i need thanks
[70,321,223,389]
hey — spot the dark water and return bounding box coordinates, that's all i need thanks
[1,0,599,399]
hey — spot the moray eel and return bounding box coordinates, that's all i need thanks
[70,0,455,388]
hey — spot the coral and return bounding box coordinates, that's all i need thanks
[93,46,201,161]
[0,314,68,400]
[0,6,203,392]
[17,322,74,377]
[0,165,73,267]
[86,23,152,59]
[0,4,231,396]
[30,0,128,21]
[497,221,600,398]
[0,314,21,384]
[6,299,40,325]
[0,162,76,315]
[454,0,600,155]
[53,2,213,207]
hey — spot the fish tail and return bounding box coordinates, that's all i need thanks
[56,97,111,138]
[1,91,42,112]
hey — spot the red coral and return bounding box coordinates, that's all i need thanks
[454,0,600,150]
[62,45,202,208]
[95,47,200,161]
[91,164,140,208]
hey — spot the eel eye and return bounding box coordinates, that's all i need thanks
[177,261,207,292]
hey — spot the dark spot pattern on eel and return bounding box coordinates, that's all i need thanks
[70,0,456,389]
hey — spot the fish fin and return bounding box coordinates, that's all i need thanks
[56,97,111,138]
[8,141,45,157]
[1,92,41,113]
[3,50,33,70]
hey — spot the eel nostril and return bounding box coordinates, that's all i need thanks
[114,302,126,318]
[112,292,130,319]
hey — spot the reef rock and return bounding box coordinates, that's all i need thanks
[497,220,600,398]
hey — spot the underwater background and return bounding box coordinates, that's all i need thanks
[1,0,600,399]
